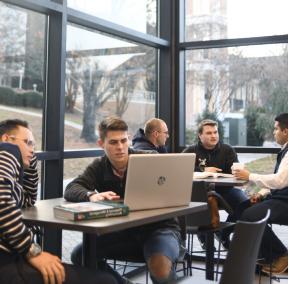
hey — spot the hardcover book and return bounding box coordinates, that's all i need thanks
[193,171,234,179]
[54,201,129,221]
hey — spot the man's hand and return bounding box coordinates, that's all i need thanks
[233,169,250,180]
[89,191,120,202]
[204,167,222,173]
[250,193,262,204]
[27,251,65,284]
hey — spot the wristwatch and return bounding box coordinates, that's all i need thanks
[87,191,97,199]
[26,243,42,258]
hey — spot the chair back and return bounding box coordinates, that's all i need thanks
[220,210,270,284]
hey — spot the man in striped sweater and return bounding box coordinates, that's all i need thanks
[0,119,117,284]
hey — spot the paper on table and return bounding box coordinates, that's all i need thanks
[193,171,234,179]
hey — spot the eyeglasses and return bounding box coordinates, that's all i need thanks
[8,135,35,148]
[156,130,169,137]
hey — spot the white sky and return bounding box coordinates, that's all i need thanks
[227,0,288,38]
[66,0,288,64]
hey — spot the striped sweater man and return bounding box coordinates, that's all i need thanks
[0,142,38,255]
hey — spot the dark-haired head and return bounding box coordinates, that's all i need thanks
[275,113,288,130]
[0,119,34,168]
[98,116,128,141]
[0,119,29,138]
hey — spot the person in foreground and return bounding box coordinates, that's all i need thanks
[0,119,117,284]
[132,118,169,153]
[65,116,183,284]
[183,119,248,248]
[233,113,288,274]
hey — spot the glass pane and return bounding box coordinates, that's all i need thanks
[185,44,288,146]
[62,157,96,263]
[0,2,46,150]
[64,157,96,181]
[65,24,157,149]
[67,0,157,36]
[185,0,288,41]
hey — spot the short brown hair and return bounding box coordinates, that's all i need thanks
[198,119,218,134]
[98,116,128,140]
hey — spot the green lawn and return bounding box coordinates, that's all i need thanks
[0,105,277,182]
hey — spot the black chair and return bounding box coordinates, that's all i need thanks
[177,209,270,284]
[185,181,235,279]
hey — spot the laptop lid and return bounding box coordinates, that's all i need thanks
[124,153,196,211]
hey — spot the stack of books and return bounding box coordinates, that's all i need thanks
[54,201,129,221]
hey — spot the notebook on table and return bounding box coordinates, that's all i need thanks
[123,153,196,211]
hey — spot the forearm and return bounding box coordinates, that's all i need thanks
[64,158,102,202]
[64,181,90,202]
[250,172,288,190]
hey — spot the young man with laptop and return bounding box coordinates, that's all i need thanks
[65,116,194,284]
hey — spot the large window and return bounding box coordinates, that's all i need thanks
[185,43,288,146]
[183,0,288,148]
[0,2,46,150]
[65,24,157,149]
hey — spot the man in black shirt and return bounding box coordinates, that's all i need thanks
[183,119,248,247]
[65,116,183,284]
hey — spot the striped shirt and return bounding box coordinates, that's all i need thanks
[0,143,38,255]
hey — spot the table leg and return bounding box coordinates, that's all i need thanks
[83,233,97,268]
[205,231,215,280]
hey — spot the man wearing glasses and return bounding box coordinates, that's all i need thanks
[132,118,169,153]
[0,119,117,284]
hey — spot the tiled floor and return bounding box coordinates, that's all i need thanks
[129,268,288,283]
[61,211,288,284]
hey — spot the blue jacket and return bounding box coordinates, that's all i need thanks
[132,128,167,153]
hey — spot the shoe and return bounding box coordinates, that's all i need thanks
[262,255,288,274]
[197,234,216,251]
[214,232,231,250]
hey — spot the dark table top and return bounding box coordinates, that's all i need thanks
[22,198,207,235]
[193,176,247,187]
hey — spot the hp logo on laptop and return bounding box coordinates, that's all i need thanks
[157,176,166,185]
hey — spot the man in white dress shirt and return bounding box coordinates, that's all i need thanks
[234,113,288,274]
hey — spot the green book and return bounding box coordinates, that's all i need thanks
[54,201,129,221]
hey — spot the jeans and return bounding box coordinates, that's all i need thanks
[71,227,182,284]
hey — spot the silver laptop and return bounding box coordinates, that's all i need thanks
[124,153,196,211]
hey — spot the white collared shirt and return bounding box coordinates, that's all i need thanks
[249,143,288,197]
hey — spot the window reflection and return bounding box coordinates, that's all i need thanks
[65,24,157,149]
[0,2,46,150]
[185,44,288,146]
[67,0,157,36]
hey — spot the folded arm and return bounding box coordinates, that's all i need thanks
[0,150,33,254]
